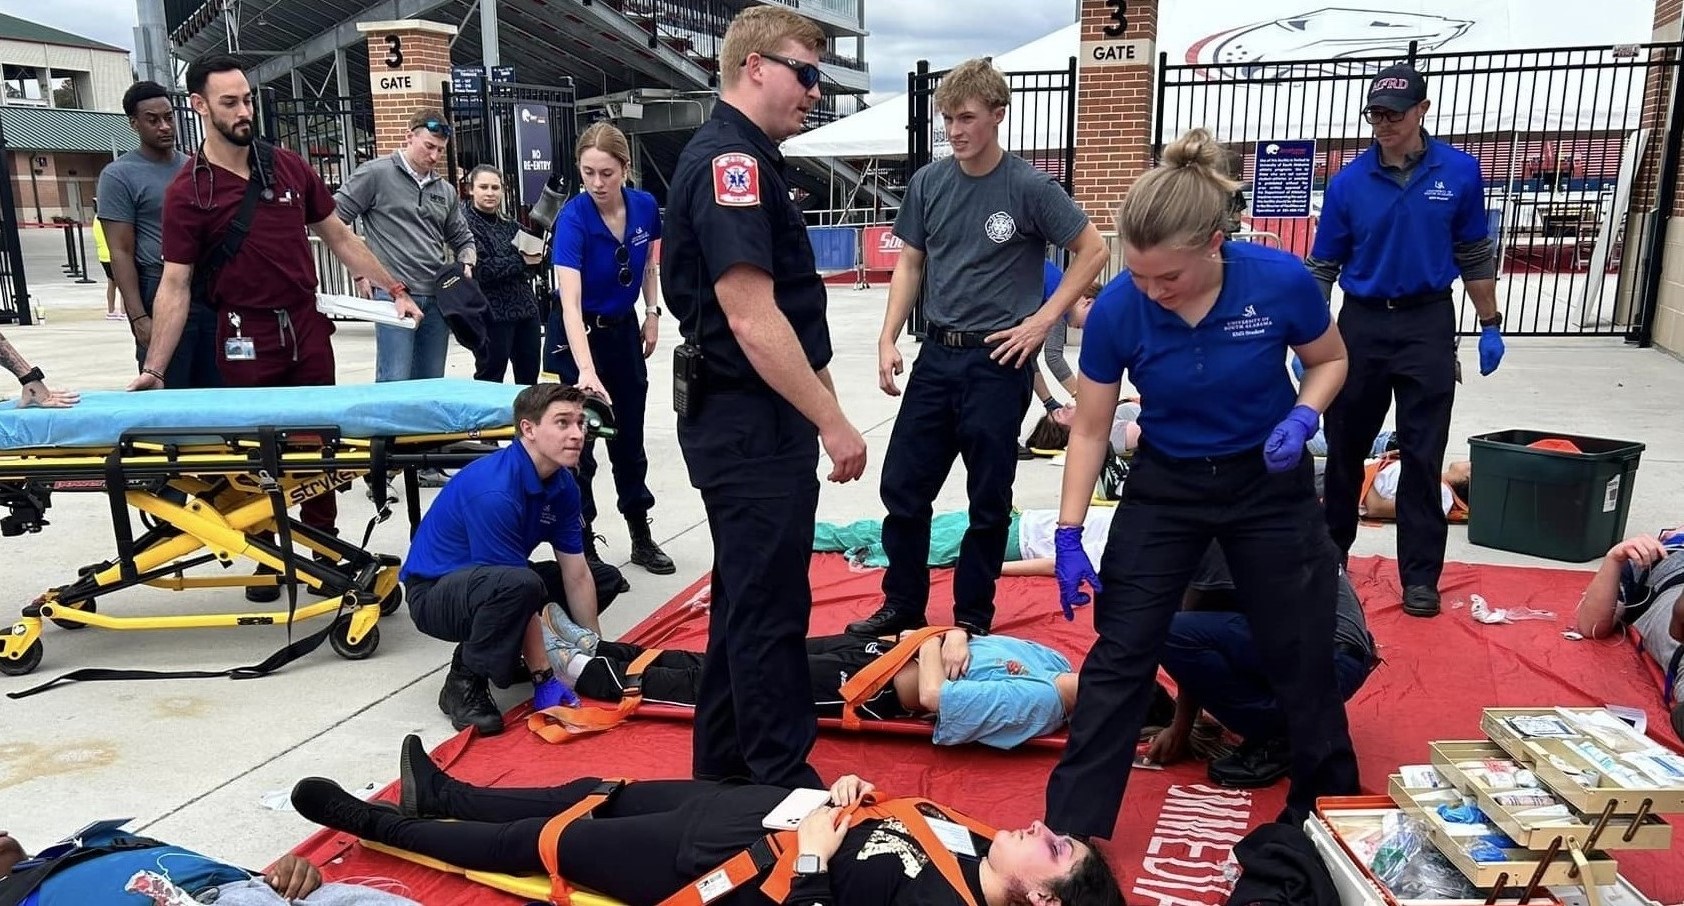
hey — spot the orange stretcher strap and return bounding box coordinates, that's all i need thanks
[837,626,953,730]
[538,780,627,905]
[528,648,664,743]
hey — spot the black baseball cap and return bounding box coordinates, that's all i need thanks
[1365,63,1427,113]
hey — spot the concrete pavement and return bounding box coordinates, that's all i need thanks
[2,237,1683,868]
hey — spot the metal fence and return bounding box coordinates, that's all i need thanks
[260,90,376,193]
[904,57,1079,335]
[1155,40,1684,342]
[0,113,30,325]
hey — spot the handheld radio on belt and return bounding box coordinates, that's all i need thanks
[672,249,706,418]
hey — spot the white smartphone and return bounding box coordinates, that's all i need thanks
[762,788,834,830]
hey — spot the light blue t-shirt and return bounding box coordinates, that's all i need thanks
[934,636,1073,749]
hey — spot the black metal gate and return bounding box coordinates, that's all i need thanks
[259,90,376,193]
[444,80,580,210]
[904,57,1079,335]
[0,113,32,325]
[1154,40,1684,342]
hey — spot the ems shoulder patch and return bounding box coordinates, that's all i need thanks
[712,152,761,207]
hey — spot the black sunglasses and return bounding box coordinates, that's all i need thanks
[614,244,633,287]
[1362,106,1414,125]
[760,53,822,90]
[414,118,454,138]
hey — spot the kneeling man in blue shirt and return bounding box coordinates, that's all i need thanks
[402,383,624,735]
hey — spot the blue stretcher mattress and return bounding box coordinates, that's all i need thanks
[0,379,524,451]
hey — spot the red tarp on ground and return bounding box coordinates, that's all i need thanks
[291,554,1684,906]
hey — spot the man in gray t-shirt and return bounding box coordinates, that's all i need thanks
[1578,530,1684,741]
[851,58,1106,638]
[97,81,219,388]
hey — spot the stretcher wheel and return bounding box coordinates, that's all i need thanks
[378,586,403,616]
[329,617,379,661]
[50,599,95,631]
[0,640,43,677]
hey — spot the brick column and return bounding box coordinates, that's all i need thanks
[1621,0,1682,349]
[356,19,456,157]
[1072,0,1160,227]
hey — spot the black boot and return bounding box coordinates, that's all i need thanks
[627,515,676,575]
[581,523,604,566]
[846,604,925,636]
[1403,584,1441,618]
[438,650,504,735]
[246,564,281,603]
[1208,737,1291,789]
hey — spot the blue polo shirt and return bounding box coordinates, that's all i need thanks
[1043,259,1063,302]
[552,187,662,317]
[399,441,585,582]
[1309,137,1488,298]
[1080,241,1330,459]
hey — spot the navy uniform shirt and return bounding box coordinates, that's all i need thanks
[1310,137,1488,299]
[552,187,661,317]
[1080,242,1331,459]
[659,102,832,383]
[399,441,584,582]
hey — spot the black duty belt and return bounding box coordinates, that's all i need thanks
[1344,289,1453,310]
[926,327,994,348]
[585,311,637,329]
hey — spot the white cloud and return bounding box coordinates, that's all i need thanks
[0,0,138,51]
[863,1,1076,97]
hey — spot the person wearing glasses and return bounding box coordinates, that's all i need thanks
[335,110,474,380]
[547,122,674,575]
[1305,63,1504,620]
[661,5,868,790]
[132,55,415,602]
[851,58,1107,643]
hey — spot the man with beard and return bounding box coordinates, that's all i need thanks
[130,55,417,601]
[98,81,217,388]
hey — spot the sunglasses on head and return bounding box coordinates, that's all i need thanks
[760,53,822,90]
[614,244,633,287]
[415,118,453,138]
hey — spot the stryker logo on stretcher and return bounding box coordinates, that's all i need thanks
[232,470,359,507]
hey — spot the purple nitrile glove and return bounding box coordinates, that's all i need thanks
[1263,404,1320,473]
[1054,525,1102,621]
[533,676,580,711]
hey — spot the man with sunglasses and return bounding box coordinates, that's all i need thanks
[1306,63,1504,620]
[661,5,868,791]
[336,110,475,382]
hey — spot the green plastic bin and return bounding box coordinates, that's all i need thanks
[1467,429,1645,563]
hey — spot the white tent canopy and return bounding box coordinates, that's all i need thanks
[783,0,1656,159]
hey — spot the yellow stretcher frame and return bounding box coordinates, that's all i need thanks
[360,840,624,906]
[0,424,514,678]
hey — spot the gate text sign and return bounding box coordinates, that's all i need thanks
[514,103,553,206]
[373,71,447,95]
[1078,39,1153,68]
[1251,140,1316,218]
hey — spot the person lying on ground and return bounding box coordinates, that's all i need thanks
[291,741,1127,906]
[1140,544,1378,789]
[1360,455,1470,522]
[0,826,416,904]
[815,506,1113,579]
[1575,527,1684,742]
[540,614,1143,749]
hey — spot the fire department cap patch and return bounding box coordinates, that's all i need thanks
[712,153,760,207]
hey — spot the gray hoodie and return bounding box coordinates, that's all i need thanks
[334,151,476,295]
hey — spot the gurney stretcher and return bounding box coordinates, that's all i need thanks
[0,379,524,680]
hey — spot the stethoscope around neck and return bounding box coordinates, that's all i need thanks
[189,142,275,210]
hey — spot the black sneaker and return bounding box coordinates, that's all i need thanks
[398,733,445,818]
[846,605,925,636]
[438,669,504,735]
[1402,584,1441,618]
[246,565,281,603]
[292,777,385,839]
[581,524,605,566]
[1208,737,1291,789]
[1017,443,1035,461]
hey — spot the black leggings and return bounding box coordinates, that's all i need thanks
[367,776,783,906]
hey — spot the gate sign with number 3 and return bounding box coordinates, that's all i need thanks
[1103,0,1127,37]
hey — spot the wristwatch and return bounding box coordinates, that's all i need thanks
[17,366,43,387]
[1478,311,1503,329]
[794,853,826,876]
[645,307,662,318]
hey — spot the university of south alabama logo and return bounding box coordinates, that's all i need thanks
[1226,304,1272,338]
[1185,9,1471,79]
[1424,179,1455,201]
[1242,304,1257,318]
[712,153,760,207]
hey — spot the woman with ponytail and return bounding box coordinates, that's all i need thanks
[1043,128,1360,840]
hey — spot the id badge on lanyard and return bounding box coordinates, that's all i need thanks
[225,311,256,360]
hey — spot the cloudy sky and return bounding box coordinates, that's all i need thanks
[0,0,1075,98]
